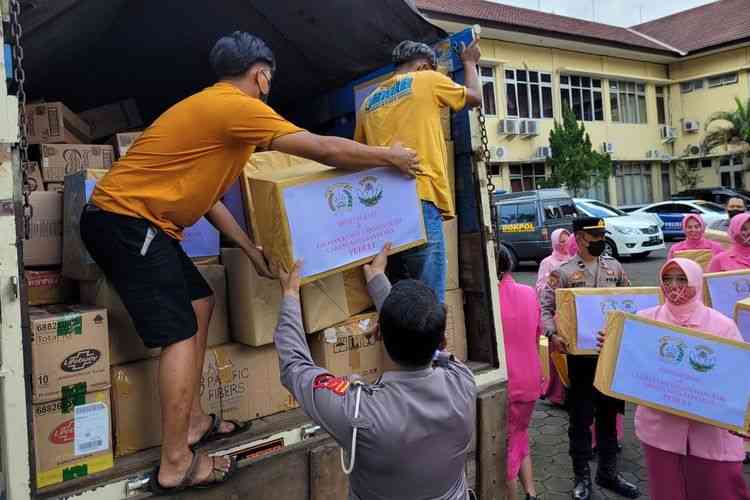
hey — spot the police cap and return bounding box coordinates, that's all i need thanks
[572,216,606,236]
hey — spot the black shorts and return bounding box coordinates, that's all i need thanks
[80,205,213,348]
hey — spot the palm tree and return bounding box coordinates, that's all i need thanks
[702,97,750,152]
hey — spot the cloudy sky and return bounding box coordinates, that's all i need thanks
[491,0,717,27]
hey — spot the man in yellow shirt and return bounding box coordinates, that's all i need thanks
[81,31,418,494]
[354,39,482,302]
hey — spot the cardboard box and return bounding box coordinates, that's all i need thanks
[705,228,731,249]
[595,311,750,433]
[62,169,108,280]
[25,161,45,192]
[79,264,230,365]
[23,191,63,267]
[39,144,114,182]
[26,269,73,306]
[734,298,750,343]
[30,305,110,403]
[222,248,282,347]
[674,249,713,271]
[445,140,455,197]
[25,102,91,144]
[445,289,468,362]
[539,336,550,382]
[704,268,750,319]
[556,287,661,355]
[444,219,459,291]
[33,391,113,488]
[45,182,64,192]
[309,313,383,383]
[109,131,143,159]
[301,274,350,334]
[247,160,424,284]
[79,99,143,140]
[110,343,296,456]
[344,268,373,315]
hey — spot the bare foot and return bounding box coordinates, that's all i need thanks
[187,413,239,446]
[158,450,232,489]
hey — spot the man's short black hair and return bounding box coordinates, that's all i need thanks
[209,31,275,79]
[379,280,446,368]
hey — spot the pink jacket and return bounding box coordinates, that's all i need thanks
[708,212,750,272]
[535,228,572,295]
[635,258,745,462]
[499,274,543,403]
[667,214,724,261]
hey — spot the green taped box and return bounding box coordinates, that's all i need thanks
[33,390,113,488]
[30,305,110,404]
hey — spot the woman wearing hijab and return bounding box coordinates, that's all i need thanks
[667,214,724,261]
[632,259,748,500]
[499,247,542,500]
[708,212,750,272]
[536,228,572,295]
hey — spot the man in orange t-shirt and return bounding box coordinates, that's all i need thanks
[81,32,418,494]
[354,40,482,302]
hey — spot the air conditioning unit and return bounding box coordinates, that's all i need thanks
[522,120,540,137]
[646,149,661,159]
[601,142,615,155]
[660,126,677,142]
[686,144,702,156]
[498,119,519,135]
[683,120,701,133]
[491,146,507,161]
[534,146,552,160]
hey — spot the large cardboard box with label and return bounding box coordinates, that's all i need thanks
[110,343,296,456]
[301,274,350,334]
[344,268,373,315]
[309,313,383,383]
[25,102,91,144]
[556,287,661,355]
[26,269,73,306]
[247,160,424,284]
[23,190,63,267]
[445,289,468,362]
[25,161,45,192]
[32,391,113,488]
[109,131,143,159]
[79,99,143,140]
[39,144,114,182]
[79,265,230,365]
[30,305,110,404]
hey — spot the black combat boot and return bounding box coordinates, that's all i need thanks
[572,463,592,500]
[595,454,640,499]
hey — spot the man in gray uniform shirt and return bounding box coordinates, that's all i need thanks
[274,244,477,500]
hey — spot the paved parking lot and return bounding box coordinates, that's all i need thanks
[510,243,750,499]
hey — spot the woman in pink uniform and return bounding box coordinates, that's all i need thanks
[667,214,724,261]
[709,212,750,272]
[636,258,749,500]
[536,229,571,406]
[499,248,542,500]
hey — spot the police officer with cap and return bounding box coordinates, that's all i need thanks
[273,244,476,500]
[540,217,640,500]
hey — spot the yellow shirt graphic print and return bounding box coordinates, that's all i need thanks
[355,70,467,220]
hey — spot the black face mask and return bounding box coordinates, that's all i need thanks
[729,209,745,220]
[587,239,606,257]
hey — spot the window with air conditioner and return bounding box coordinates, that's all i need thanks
[610,80,647,124]
[478,65,497,116]
[505,69,553,119]
[560,74,603,121]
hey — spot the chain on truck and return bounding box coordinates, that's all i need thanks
[0,2,509,499]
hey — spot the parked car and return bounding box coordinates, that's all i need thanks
[631,200,728,238]
[672,187,750,206]
[573,198,665,259]
[494,189,577,269]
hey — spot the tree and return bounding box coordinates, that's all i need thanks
[675,161,703,190]
[702,97,750,152]
[545,105,612,196]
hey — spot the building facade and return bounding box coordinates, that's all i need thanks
[417,0,750,206]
